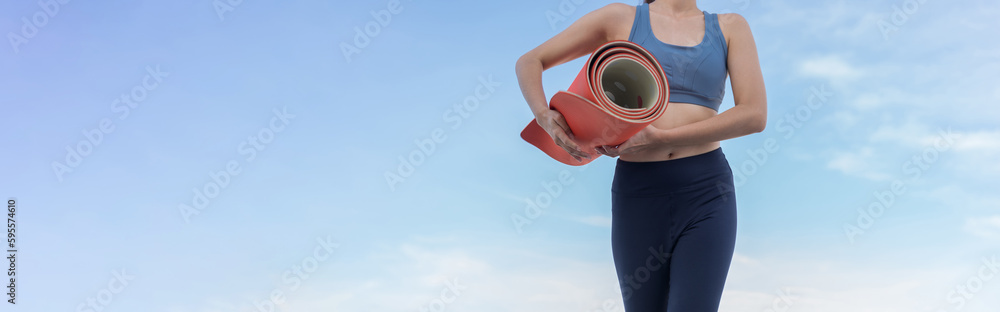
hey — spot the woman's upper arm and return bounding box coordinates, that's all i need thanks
[721,13,767,130]
[519,3,634,70]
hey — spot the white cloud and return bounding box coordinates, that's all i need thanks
[826,147,893,181]
[797,55,864,87]
[571,215,612,228]
[921,185,1000,212]
[722,252,999,312]
[951,130,1000,154]
[168,236,1000,312]
[732,252,759,266]
[768,0,1000,123]
[827,123,1000,182]
[281,243,623,312]
[827,111,860,132]
[965,215,1000,240]
[869,120,957,149]
[847,88,921,110]
[945,130,1000,177]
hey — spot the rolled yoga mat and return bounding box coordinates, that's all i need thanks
[521,40,670,166]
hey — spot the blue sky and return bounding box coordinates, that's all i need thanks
[1,0,999,311]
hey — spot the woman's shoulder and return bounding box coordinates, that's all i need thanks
[715,13,751,44]
[590,2,637,19]
[716,12,748,25]
[585,3,638,41]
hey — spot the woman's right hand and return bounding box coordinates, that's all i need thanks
[535,109,591,162]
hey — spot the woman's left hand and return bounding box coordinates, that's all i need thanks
[595,125,664,158]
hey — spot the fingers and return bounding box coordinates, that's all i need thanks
[544,112,597,162]
[552,113,572,135]
[597,141,637,157]
[596,145,620,158]
[553,131,590,162]
[617,143,647,157]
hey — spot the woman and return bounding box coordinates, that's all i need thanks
[515,0,767,310]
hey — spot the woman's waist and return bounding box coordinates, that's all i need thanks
[618,143,720,162]
[618,102,719,162]
[612,147,733,196]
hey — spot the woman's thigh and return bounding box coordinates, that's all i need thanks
[665,191,737,312]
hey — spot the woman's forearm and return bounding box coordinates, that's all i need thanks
[515,55,552,119]
[655,103,766,146]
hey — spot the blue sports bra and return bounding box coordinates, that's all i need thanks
[628,3,728,111]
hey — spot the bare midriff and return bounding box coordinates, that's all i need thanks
[617,102,719,162]
[606,8,726,162]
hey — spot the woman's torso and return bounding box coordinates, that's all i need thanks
[606,4,731,162]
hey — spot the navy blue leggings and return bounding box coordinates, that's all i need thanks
[611,148,737,312]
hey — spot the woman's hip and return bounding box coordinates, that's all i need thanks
[611,147,734,198]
